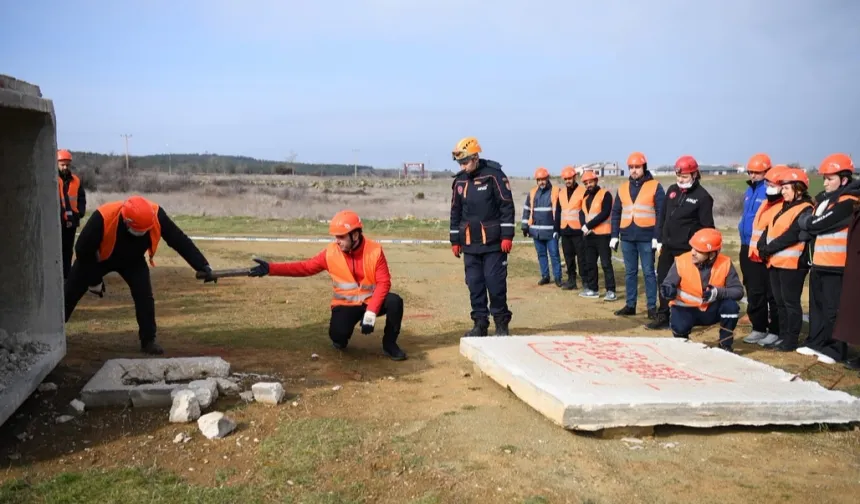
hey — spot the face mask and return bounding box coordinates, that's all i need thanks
[678,182,693,190]
[765,186,780,196]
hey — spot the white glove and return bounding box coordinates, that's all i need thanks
[552,232,558,239]
[360,311,376,334]
[581,225,590,235]
[609,237,619,249]
[703,285,719,303]
[652,238,662,252]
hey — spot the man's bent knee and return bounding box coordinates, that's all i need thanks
[719,299,740,314]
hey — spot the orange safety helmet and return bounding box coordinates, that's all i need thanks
[779,168,809,188]
[329,210,363,236]
[534,167,549,179]
[689,228,722,252]
[452,136,482,161]
[818,153,854,175]
[120,196,157,232]
[58,149,72,162]
[765,165,790,184]
[746,153,772,173]
[674,155,699,174]
[627,152,647,167]
[580,170,598,183]
[561,166,576,179]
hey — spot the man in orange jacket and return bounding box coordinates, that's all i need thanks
[249,210,407,361]
[57,149,87,279]
[660,228,745,352]
[64,195,216,354]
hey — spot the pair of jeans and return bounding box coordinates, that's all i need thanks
[533,237,562,281]
[620,240,656,309]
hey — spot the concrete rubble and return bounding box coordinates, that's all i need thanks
[461,335,860,431]
[251,382,285,404]
[169,390,201,423]
[198,412,236,439]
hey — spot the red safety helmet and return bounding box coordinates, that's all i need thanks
[627,152,647,167]
[674,155,699,174]
[329,210,363,236]
[534,167,549,179]
[818,153,854,176]
[57,149,72,162]
[689,228,722,252]
[561,166,576,179]
[580,171,598,183]
[120,196,157,232]
[779,168,809,188]
[765,165,790,184]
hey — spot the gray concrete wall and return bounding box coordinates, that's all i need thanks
[0,75,67,428]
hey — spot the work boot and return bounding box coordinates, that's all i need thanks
[383,343,407,361]
[538,277,550,286]
[646,307,657,320]
[494,319,510,336]
[464,320,489,337]
[140,340,164,355]
[554,278,563,288]
[614,305,636,316]
[562,279,577,290]
[672,332,689,340]
[843,357,860,371]
[645,312,669,330]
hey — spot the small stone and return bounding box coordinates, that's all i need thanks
[291,401,298,407]
[70,399,86,414]
[332,385,342,391]
[661,442,679,449]
[197,412,236,439]
[37,382,57,392]
[169,390,201,423]
[239,391,254,402]
[15,432,27,441]
[251,382,285,405]
[387,376,395,381]
[173,432,191,444]
[620,437,644,444]
[311,353,320,361]
[7,453,20,460]
[55,415,74,424]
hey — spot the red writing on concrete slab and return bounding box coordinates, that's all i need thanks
[528,337,733,390]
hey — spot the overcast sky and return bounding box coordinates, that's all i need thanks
[2,0,858,175]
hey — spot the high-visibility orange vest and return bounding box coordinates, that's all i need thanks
[748,200,782,264]
[812,194,860,268]
[669,252,732,311]
[58,174,81,221]
[97,200,162,266]
[618,179,658,228]
[584,188,611,235]
[326,239,382,307]
[559,185,585,230]
[527,185,560,226]
[766,202,813,269]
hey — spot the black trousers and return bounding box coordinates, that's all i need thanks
[560,234,586,284]
[739,244,779,334]
[806,269,847,361]
[329,292,403,349]
[61,226,77,279]
[65,258,157,343]
[769,267,808,348]
[583,234,615,292]
[464,251,512,324]
[656,247,686,316]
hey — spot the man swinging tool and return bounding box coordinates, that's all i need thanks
[248,210,407,361]
[64,195,217,354]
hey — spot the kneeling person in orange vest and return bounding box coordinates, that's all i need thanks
[64,196,217,355]
[660,228,744,351]
[248,210,407,361]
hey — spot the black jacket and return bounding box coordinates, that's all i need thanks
[74,206,209,272]
[758,198,814,270]
[659,181,715,252]
[449,159,516,254]
[579,186,613,231]
[798,184,856,272]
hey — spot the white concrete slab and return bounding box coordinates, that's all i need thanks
[460,335,860,431]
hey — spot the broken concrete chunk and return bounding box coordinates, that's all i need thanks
[214,377,240,396]
[55,415,74,424]
[239,391,254,403]
[170,390,201,423]
[251,382,285,405]
[69,399,85,414]
[197,411,236,439]
[37,382,57,392]
[173,432,191,443]
[187,378,218,408]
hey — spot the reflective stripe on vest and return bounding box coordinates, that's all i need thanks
[766,202,813,269]
[669,252,731,311]
[58,175,81,219]
[619,179,658,228]
[559,185,585,230]
[585,188,611,235]
[748,200,782,264]
[527,185,560,228]
[326,239,382,307]
[97,200,162,266]
[812,194,859,268]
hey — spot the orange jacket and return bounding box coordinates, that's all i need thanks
[97,200,162,266]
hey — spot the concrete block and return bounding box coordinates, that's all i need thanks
[0,75,65,428]
[169,390,201,423]
[460,335,860,431]
[251,382,285,404]
[198,412,236,439]
[80,357,230,408]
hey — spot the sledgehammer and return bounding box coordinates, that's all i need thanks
[195,267,252,280]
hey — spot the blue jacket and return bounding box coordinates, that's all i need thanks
[738,180,767,246]
[610,171,665,242]
[521,182,562,241]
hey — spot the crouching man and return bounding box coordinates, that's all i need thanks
[249,210,407,361]
[660,228,745,351]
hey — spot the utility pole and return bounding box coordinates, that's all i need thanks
[120,134,132,172]
[352,148,359,178]
[166,143,172,175]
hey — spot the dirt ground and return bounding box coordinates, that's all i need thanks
[1,238,859,504]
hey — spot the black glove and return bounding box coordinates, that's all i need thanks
[249,258,270,277]
[702,284,719,303]
[660,283,678,300]
[522,228,529,238]
[200,265,217,284]
[798,230,812,242]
